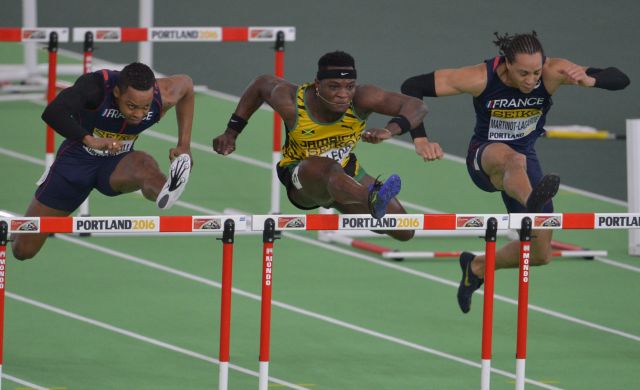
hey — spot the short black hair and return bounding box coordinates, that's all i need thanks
[493,31,544,63]
[317,51,356,70]
[118,62,156,92]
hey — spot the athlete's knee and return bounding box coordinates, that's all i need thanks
[131,152,162,179]
[11,239,37,261]
[505,152,527,170]
[137,152,161,171]
[531,250,552,266]
[393,229,415,242]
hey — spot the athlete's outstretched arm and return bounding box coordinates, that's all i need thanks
[212,75,295,156]
[355,85,426,132]
[159,75,195,162]
[355,84,444,160]
[396,64,488,160]
[544,58,630,93]
[402,64,487,99]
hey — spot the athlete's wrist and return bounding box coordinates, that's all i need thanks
[224,128,240,138]
[383,123,402,136]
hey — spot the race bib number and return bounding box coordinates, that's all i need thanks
[488,109,542,141]
[83,129,138,156]
[320,145,353,166]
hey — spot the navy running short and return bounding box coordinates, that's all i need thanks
[36,141,130,212]
[466,140,553,213]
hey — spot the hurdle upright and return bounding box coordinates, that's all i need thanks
[0,221,7,389]
[1,214,246,390]
[252,211,638,390]
[70,26,294,217]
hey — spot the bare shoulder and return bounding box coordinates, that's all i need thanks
[269,76,298,99]
[157,74,194,106]
[353,84,388,106]
[247,74,295,103]
[354,83,384,97]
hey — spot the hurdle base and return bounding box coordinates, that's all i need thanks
[259,361,269,390]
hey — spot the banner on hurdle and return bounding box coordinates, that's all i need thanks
[0,27,69,42]
[252,214,512,231]
[509,213,640,229]
[71,27,296,42]
[2,215,248,234]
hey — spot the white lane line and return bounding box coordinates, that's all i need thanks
[7,292,311,390]
[2,373,48,390]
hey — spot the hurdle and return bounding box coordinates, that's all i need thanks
[318,205,607,260]
[2,212,637,388]
[0,28,69,170]
[251,211,638,390]
[1,215,245,390]
[0,25,294,220]
[71,26,292,217]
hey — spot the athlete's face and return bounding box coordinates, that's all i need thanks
[114,86,154,125]
[506,52,544,94]
[315,68,357,113]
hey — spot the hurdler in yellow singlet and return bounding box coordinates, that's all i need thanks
[279,83,367,169]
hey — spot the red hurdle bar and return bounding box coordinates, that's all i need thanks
[0,28,69,43]
[5,215,247,235]
[218,219,236,390]
[481,217,498,390]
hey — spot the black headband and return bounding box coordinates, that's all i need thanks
[316,68,357,80]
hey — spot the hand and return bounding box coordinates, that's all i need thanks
[169,145,193,168]
[83,135,122,155]
[413,137,444,162]
[560,65,595,87]
[361,128,393,144]
[212,129,239,155]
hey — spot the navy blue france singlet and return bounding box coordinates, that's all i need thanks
[471,56,553,152]
[61,69,163,156]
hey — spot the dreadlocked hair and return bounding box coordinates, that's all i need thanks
[492,31,544,63]
[118,62,156,92]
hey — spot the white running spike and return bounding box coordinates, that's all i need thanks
[156,154,191,209]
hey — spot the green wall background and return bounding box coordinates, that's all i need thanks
[3,0,638,200]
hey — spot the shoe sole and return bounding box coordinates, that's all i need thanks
[373,175,402,218]
[526,174,560,212]
[156,154,191,210]
[157,194,170,209]
[457,251,481,314]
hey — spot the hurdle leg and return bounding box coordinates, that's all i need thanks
[76,32,94,219]
[0,221,8,390]
[45,32,59,170]
[270,32,285,214]
[481,218,498,390]
[259,218,276,390]
[218,219,236,390]
[515,217,533,390]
